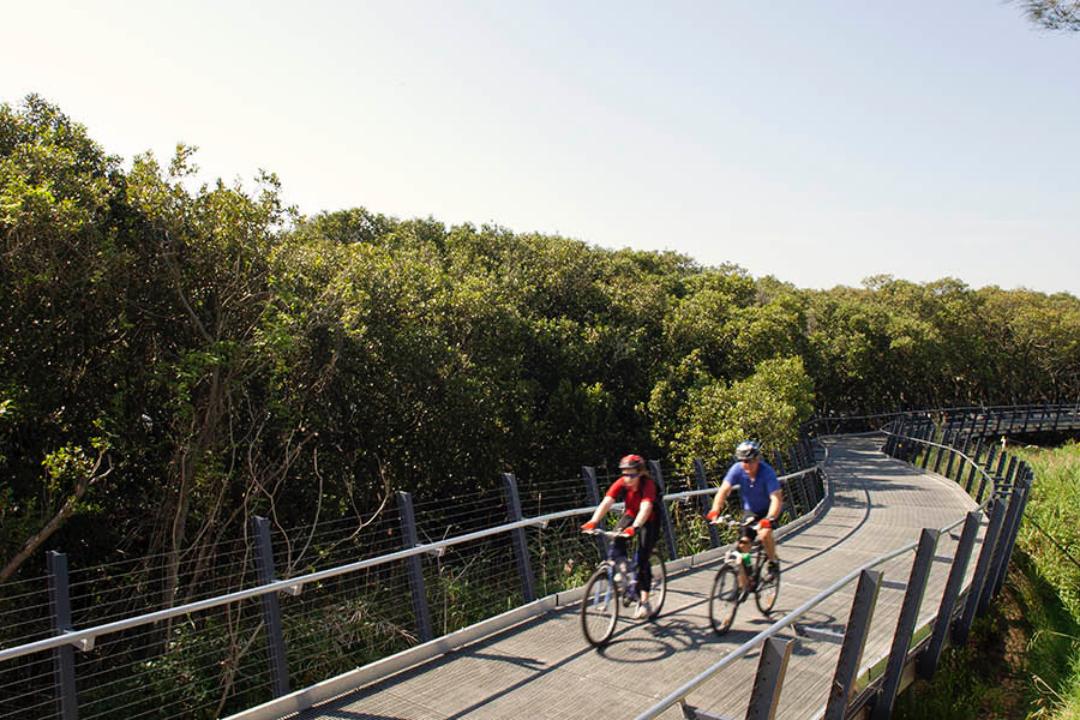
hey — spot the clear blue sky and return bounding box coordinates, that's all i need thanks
[3,1,1078,293]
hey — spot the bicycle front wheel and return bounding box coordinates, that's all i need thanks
[647,553,667,619]
[581,565,619,647]
[755,561,780,615]
[709,565,740,635]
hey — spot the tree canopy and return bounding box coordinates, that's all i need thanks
[2,95,1079,583]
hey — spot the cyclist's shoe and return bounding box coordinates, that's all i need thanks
[767,559,780,577]
[634,600,652,619]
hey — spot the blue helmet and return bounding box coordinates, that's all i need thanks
[735,440,762,461]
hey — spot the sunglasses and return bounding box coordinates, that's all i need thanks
[621,470,641,478]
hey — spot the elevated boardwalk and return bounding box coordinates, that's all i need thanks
[291,435,984,720]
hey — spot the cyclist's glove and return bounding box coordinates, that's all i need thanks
[759,518,772,530]
[623,526,636,537]
[705,509,720,522]
[581,520,597,532]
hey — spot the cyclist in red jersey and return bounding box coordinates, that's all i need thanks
[581,454,661,618]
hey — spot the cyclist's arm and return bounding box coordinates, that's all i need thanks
[709,480,734,515]
[587,496,616,525]
[766,489,782,522]
[632,500,652,529]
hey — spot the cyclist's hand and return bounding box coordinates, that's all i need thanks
[758,518,772,530]
[581,520,597,532]
[706,509,720,522]
[622,526,636,538]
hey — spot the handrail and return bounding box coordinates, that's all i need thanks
[882,430,998,504]
[0,465,821,664]
[635,430,996,720]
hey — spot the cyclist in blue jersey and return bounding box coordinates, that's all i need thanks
[706,440,782,574]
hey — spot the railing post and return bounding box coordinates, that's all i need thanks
[1004,456,1018,487]
[872,528,939,720]
[824,570,883,720]
[920,427,932,469]
[944,441,957,480]
[251,516,291,699]
[396,492,433,643]
[791,474,809,517]
[955,498,1007,643]
[693,460,720,549]
[789,443,800,471]
[981,410,990,437]
[933,431,948,474]
[989,471,1031,598]
[964,439,983,493]
[1022,406,1031,433]
[648,460,679,562]
[581,466,608,558]
[919,511,980,679]
[746,637,794,720]
[502,473,537,603]
[982,443,997,473]
[47,551,78,720]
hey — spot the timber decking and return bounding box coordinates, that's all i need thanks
[296,435,985,720]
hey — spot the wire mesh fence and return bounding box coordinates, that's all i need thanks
[0,431,831,720]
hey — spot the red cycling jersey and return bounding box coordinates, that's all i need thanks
[605,476,657,523]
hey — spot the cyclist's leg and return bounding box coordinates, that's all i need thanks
[635,519,660,595]
[611,515,632,566]
[751,510,779,565]
[736,513,759,590]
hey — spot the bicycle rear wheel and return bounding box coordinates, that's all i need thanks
[581,565,619,647]
[709,565,741,635]
[647,553,667,619]
[755,561,780,615]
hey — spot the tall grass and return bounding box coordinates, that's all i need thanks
[1015,442,1080,719]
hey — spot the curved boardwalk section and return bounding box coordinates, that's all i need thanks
[291,435,983,720]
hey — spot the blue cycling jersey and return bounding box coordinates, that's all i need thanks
[723,461,781,515]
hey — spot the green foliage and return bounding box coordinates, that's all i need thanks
[667,356,815,469]
[3,94,1080,718]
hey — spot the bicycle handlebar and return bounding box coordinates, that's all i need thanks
[710,517,763,531]
[582,528,633,539]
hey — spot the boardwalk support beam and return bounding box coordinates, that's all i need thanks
[47,551,79,720]
[919,511,980,679]
[252,516,291,699]
[503,473,537,603]
[396,492,434,644]
[649,460,679,562]
[955,498,1007,643]
[746,637,795,720]
[872,528,939,720]
[824,570,883,720]
[582,466,608,558]
[693,459,720,548]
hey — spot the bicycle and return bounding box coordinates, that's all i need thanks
[579,528,667,647]
[707,517,781,635]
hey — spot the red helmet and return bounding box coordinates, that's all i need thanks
[619,454,645,471]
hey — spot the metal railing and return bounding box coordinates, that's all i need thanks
[641,407,1046,720]
[2,401,1068,720]
[808,402,1080,437]
[0,441,825,720]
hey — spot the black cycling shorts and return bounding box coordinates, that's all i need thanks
[740,511,770,541]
